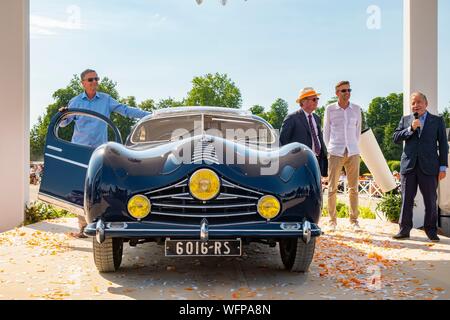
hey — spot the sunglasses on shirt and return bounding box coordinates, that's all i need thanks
[340,89,352,93]
[84,77,100,83]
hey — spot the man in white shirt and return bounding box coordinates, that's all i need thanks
[324,81,362,232]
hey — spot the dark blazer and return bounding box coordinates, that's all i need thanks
[280,110,328,177]
[393,112,449,176]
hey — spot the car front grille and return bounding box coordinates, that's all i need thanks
[192,140,219,164]
[144,177,264,225]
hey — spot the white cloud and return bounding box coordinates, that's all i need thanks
[30,8,84,38]
[30,25,57,36]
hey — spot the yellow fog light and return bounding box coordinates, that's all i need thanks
[189,169,221,201]
[257,195,281,220]
[127,195,151,219]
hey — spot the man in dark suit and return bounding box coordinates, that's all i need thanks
[280,87,328,178]
[393,92,449,242]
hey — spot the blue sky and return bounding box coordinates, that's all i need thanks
[30,0,450,126]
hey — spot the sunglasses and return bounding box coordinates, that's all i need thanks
[84,77,100,82]
[340,89,352,93]
[306,98,320,102]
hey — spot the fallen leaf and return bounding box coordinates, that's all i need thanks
[231,292,241,299]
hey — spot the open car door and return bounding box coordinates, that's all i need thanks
[38,109,122,215]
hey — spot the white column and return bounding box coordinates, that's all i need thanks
[404,0,438,114]
[403,0,438,229]
[0,0,30,232]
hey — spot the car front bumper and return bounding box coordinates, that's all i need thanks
[84,220,322,240]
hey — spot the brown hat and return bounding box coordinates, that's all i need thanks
[296,87,321,104]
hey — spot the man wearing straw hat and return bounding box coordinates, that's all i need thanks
[280,87,328,178]
[323,81,362,232]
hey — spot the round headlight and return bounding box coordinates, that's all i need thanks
[189,169,221,201]
[257,195,281,220]
[128,195,151,219]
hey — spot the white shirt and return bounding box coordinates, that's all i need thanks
[302,109,321,156]
[323,102,362,157]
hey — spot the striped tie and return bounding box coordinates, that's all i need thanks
[308,114,321,156]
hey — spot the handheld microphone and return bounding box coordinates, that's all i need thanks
[413,112,420,135]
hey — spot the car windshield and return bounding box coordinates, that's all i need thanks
[129,113,274,144]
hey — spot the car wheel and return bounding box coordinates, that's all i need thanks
[93,238,123,273]
[279,237,316,273]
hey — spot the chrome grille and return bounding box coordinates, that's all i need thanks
[192,139,219,164]
[144,177,263,224]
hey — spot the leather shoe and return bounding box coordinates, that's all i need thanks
[428,234,440,242]
[392,233,410,240]
[69,230,88,239]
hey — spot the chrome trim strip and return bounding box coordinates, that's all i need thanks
[211,229,315,233]
[85,227,319,233]
[85,227,199,232]
[44,153,89,169]
[151,211,257,218]
[211,221,267,227]
[144,179,188,195]
[222,180,264,196]
[106,222,129,229]
[96,219,106,244]
[200,219,209,241]
[38,193,85,216]
[216,196,238,200]
[150,193,191,200]
[192,156,219,162]
[191,158,219,163]
[138,220,268,228]
[47,145,62,152]
[302,220,312,244]
[152,203,255,209]
[218,193,259,200]
[172,196,196,200]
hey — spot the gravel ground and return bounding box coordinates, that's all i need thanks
[1,217,449,300]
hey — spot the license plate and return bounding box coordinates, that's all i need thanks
[165,239,242,257]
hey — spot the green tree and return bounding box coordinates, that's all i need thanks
[382,123,400,160]
[315,106,325,124]
[110,96,138,141]
[139,99,157,112]
[441,107,450,128]
[366,93,403,161]
[185,73,242,108]
[267,98,289,130]
[250,105,265,116]
[249,105,269,121]
[30,75,83,160]
[157,97,184,109]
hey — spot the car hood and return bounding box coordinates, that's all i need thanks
[89,134,320,195]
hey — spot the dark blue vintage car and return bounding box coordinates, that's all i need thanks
[39,107,322,273]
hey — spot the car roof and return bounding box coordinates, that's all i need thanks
[152,106,252,117]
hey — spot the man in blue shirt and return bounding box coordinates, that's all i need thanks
[63,69,151,237]
[61,69,151,148]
